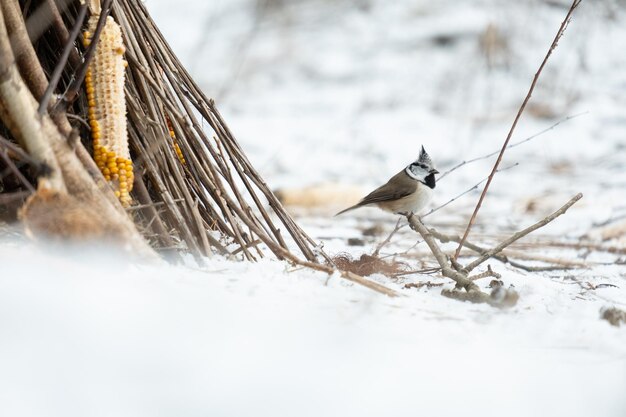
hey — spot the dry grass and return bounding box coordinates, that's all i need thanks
[332,252,409,278]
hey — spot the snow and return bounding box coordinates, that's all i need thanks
[2,0,626,415]
[1,240,625,416]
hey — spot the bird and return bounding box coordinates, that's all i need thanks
[336,146,438,216]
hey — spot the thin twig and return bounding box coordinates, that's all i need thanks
[0,190,32,205]
[406,213,481,291]
[463,193,583,273]
[0,134,39,166]
[453,0,583,261]
[469,265,501,281]
[423,163,518,218]
[65,113,91,130]
[538,240,626,255]
[502,249,588,268]
[430,228,579,272]
[37,1,87,114]
[394,267,442,277]
[22,0,74,43]
[53,0,113,113]
[0,150,36,192]
[124,198,185,211]
[437,111,588,182]
[406,214,521,308]
[403,281,444,289]
[372,217,403,257]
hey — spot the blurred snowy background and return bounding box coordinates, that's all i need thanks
[2,1,626,416]
[145,0,626,237]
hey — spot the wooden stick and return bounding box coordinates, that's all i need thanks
[422,163,518,219]
[22,0,74,43]
[0,149,36,192]
[0,4,66,192]
[54,0,113,112]
[372,217,403,257]
[37,2,87,114]
[463,193,582,273]
[437,112,587,182]
[406,213,482,292]
[453,0,583,261]
[430,228,580,272]
[469,265,501,281]
[406,213,522,308]
[0,190,32,205]
[0,134,40,166]
[42,0,83,70]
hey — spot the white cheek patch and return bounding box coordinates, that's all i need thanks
[405,166,428,181]
[405,167,419,180]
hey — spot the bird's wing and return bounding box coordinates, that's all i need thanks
[357,171,417,205]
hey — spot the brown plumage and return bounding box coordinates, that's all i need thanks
[336,170,420,215]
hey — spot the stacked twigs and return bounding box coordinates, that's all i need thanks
[0,0,159,258]
[0,0,400,296]
[109,0,330,264]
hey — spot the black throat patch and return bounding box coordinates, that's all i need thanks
[422,173,436,189]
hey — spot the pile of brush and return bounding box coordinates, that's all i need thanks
[0,0,322,265]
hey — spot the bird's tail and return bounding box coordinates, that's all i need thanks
[334,204,361,216]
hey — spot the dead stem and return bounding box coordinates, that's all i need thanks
[462,193,582,273]
[454,0,583,261]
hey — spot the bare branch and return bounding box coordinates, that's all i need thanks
[437,112,588,182]
[0,5,66,192]
[371,217,403,257]
[453,0,583,261]
[0,133,39,166]
[53,0,114,112]
[463,193,583,273]
[401,196,588,307]
[429,228,579,272]
[469,265,501,281]
[340,270,401,298]
[0,190,32,205]
[22,0,74,43]
[406,213,483,292]
[38,2,88,114]
[0,149,36,192]
[422,163,518,219]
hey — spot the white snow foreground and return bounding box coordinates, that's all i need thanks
[0,240,624,417]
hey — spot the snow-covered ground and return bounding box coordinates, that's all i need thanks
[2,0,626,415]
[1,237,625,417]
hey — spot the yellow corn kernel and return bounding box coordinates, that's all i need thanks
[165,116,186,165]
[83,12,134,207]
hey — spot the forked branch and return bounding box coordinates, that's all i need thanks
[453,0,583,261]
[462,193,582,273]
[405,193,582,307]
[406,213,512,307]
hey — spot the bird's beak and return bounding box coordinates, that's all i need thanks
[430,168,439,174]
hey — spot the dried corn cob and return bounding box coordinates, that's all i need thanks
[83,14,133,207]
[166,116,186,165]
